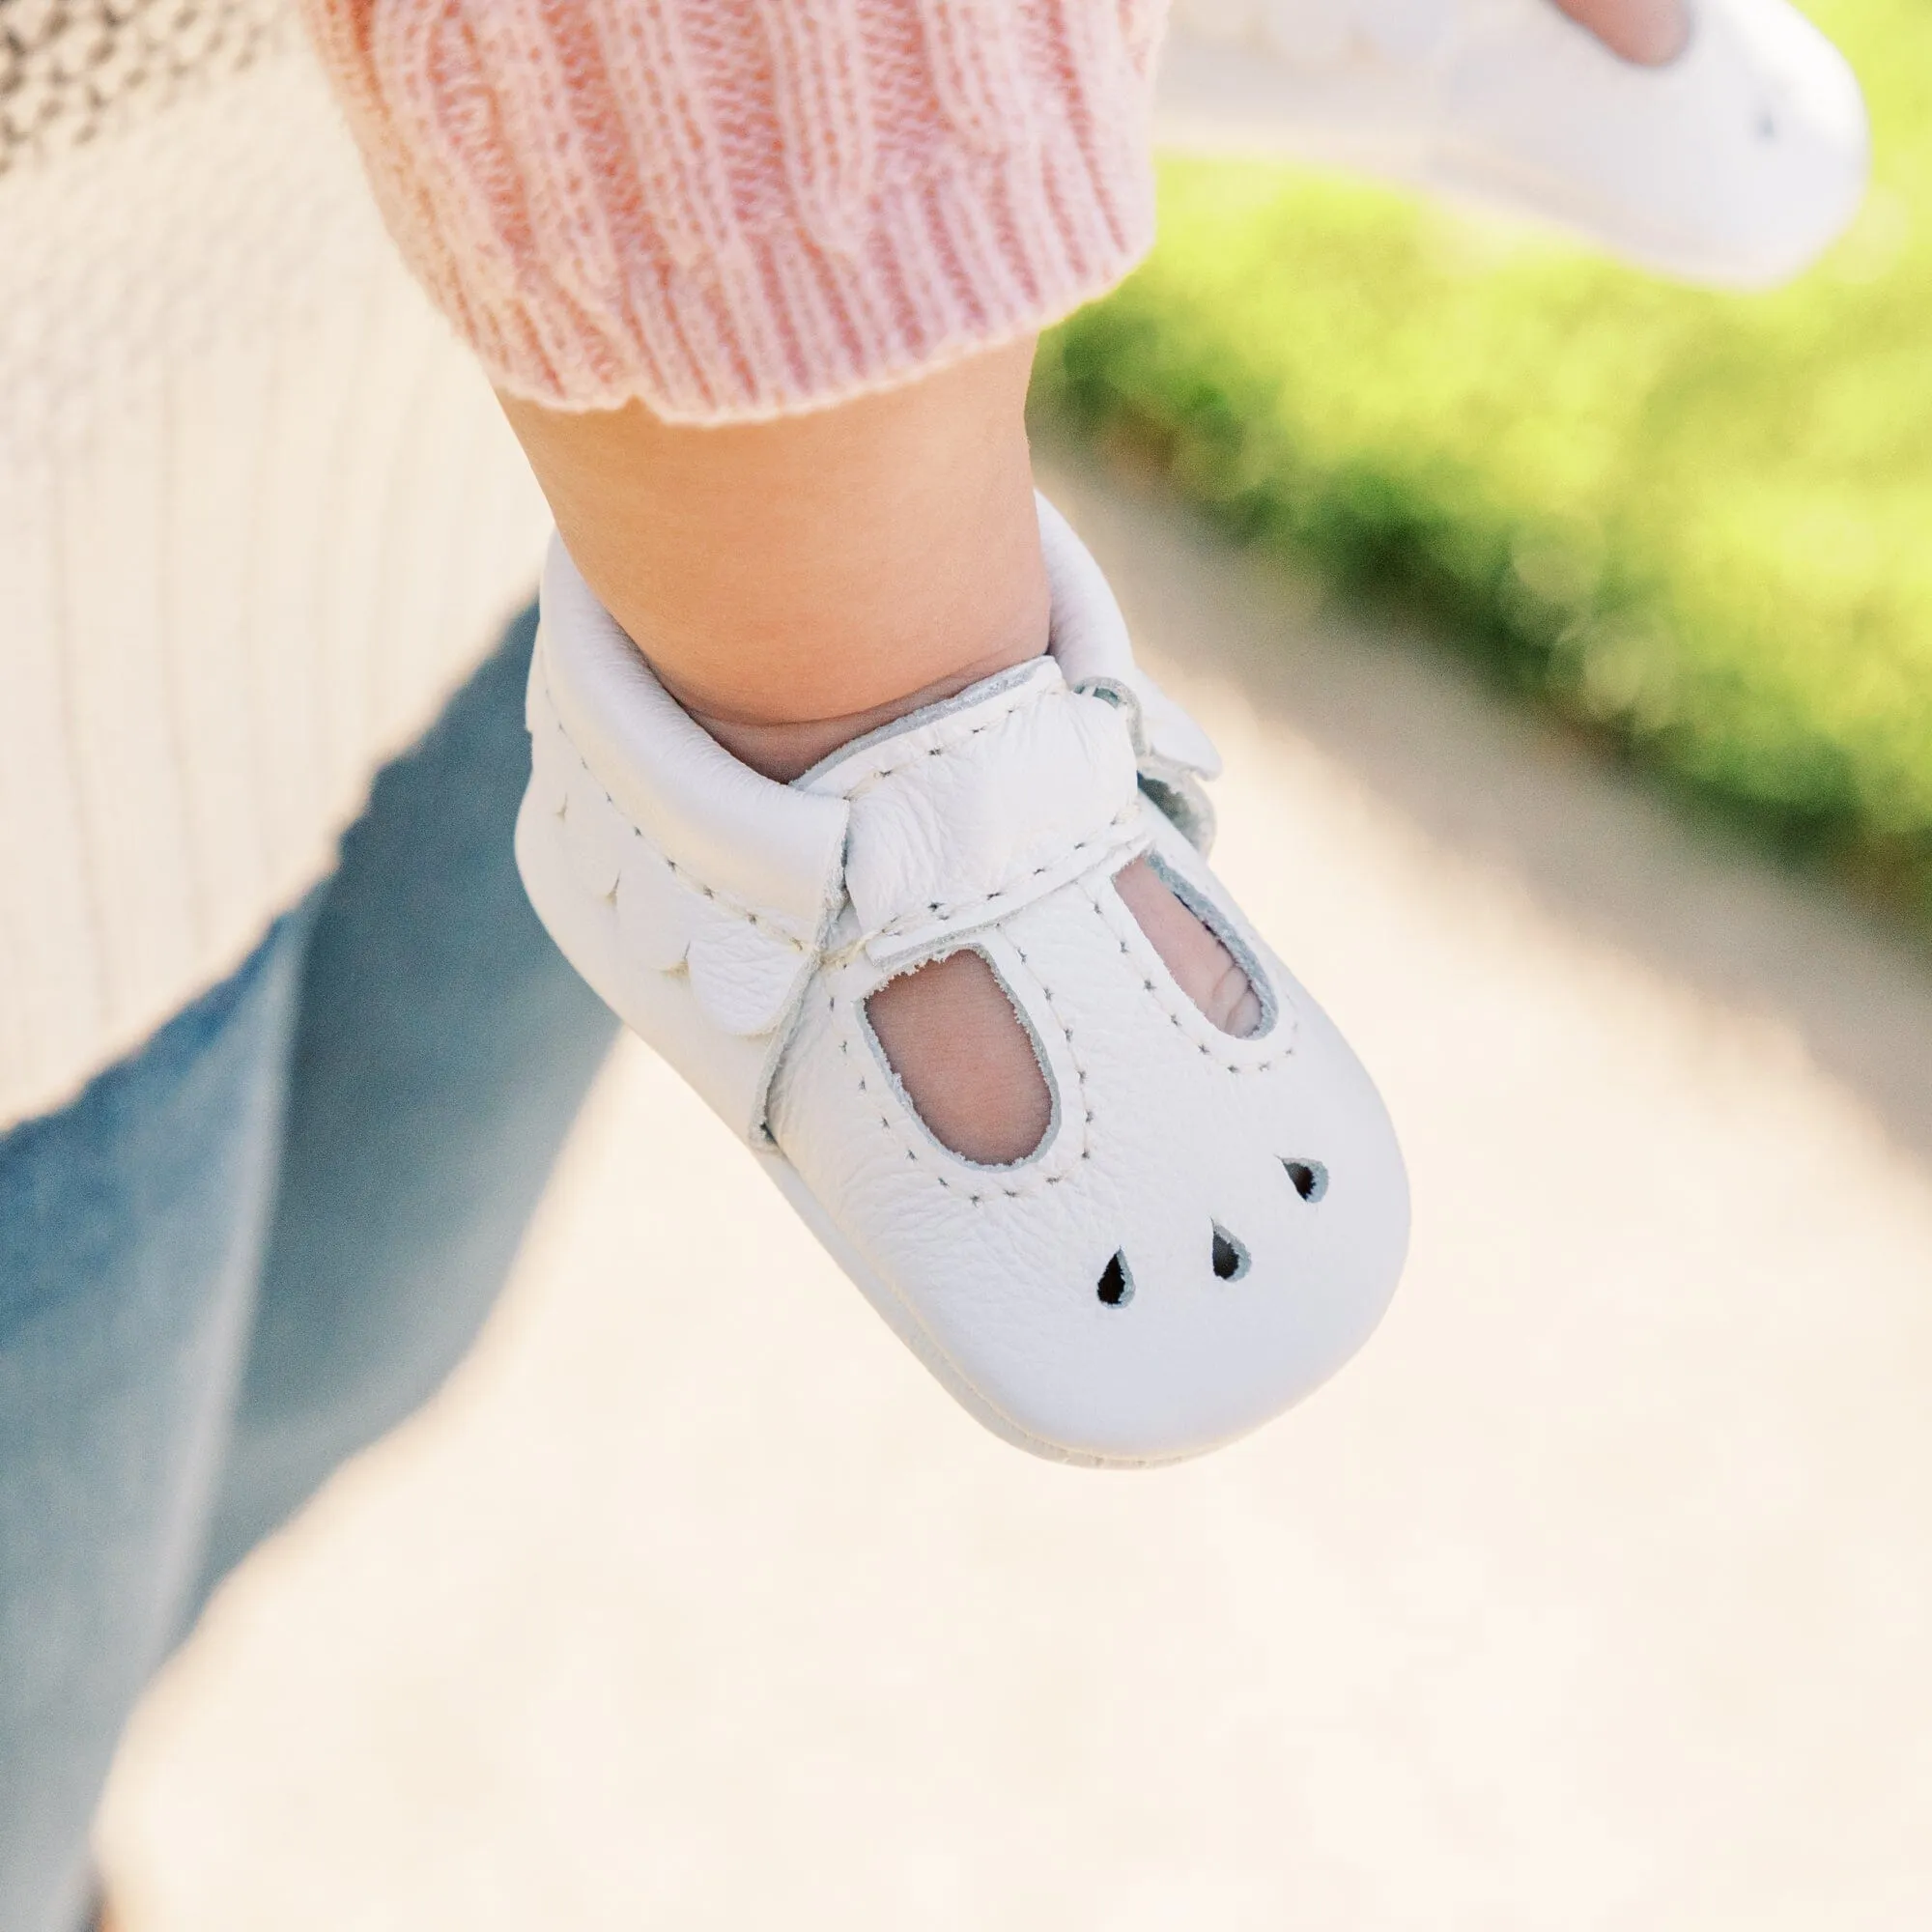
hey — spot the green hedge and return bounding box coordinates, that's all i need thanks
[1036,0,1932,912]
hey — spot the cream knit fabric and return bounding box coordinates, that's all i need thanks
[302,0,1164,419]
[0,0,288,173]
[0,0,1161,1130]
[0,27,550,1132]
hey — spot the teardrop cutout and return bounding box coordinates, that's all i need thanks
[1211,1226,1248,1281]
[1282,1159,1328,1204]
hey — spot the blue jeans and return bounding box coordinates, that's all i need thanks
[0,608,618,1932]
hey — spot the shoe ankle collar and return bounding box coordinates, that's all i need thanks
[532,501,1224,942]
[535,532,850,937]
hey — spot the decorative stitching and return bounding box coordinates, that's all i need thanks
[830,681,1063,801]
[1009,940,1098,1169]
[866,807,1140,945]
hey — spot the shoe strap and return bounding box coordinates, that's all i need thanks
[800,659,1147,970]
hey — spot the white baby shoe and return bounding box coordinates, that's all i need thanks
[516,498,1409,1465]
[1160,0,1868,289]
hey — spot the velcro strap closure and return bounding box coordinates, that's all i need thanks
[801,659,1144,968]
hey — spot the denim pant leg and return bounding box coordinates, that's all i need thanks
[0,604,616,1932]
[190,604,619,1601]
[0,914,311,1932]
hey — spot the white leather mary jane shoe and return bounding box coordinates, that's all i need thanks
[1159,0,1868,290]
[516,497,1409,1466]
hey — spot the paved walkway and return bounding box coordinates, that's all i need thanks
[99,464,1932,1931]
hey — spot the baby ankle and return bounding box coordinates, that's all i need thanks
[671,629,1049,782]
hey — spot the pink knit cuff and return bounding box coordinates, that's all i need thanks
[300,0,1164,422]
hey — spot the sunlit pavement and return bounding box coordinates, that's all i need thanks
[99,462,1932,1931]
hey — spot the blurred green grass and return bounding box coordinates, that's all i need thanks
[1035,0,1932,914]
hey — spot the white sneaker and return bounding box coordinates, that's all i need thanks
[1158,0,1868,288]
[516,498,1409,1465]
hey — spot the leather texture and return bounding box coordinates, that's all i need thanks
[1158,0,1868,290]
[517,499,1410,1465]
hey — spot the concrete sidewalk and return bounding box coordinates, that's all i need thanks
[99,465,1932,1931]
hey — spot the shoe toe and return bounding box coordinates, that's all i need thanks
[1435,0,1869,286]
[995,1001,1407,1465]
[774,870,1410,1467]
[1715,0,1869,283]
